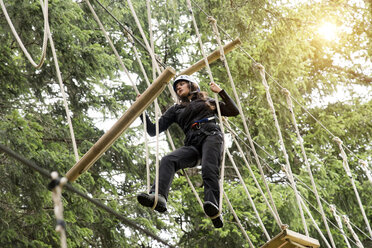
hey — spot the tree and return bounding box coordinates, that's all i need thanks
[0,0,370,247]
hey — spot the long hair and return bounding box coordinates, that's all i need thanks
[177,82,216,110]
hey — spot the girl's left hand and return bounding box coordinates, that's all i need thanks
[209,82,222,93]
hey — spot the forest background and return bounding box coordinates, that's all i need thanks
[0,0,371,247]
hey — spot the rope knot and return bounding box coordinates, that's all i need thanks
[282,88,290,97]
[254,63,265,72]
[281,224,289,230]
[333,137,342,145]
[207,16,216,24]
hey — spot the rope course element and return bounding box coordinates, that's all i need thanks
[223,191,255,248]
[255,63,308,235]
[186,0,226,219]
[360,160,372,184]
[334,137,372,238]
[283,88,336,247]
[48,172,68,248]
[189,0,369,171]
[226,149,270,240]
[228,117,371,246]
[1,0,80,162]
[343,215,364,248]
[0,0,48,69]
[330,205,352,248]
[0,144,175,248]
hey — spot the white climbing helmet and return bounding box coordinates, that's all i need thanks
[173,75,200,93]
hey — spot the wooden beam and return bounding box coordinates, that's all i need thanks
[260,229,320,248]
[179,38,241,76]
[66,67,176,182]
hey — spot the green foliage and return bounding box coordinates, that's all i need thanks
[1,0,371,247]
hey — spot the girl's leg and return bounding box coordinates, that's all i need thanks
[201,134,223,206]
[150,145,200,200]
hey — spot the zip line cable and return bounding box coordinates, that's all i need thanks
[0,144,175,248]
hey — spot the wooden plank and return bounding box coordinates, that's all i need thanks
[179,38,241,76]
[260,229,320,248]
[66,67,176,182]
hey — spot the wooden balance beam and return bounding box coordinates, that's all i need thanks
[66,38,241,182]
[66,67,176,182]
[260,229,320,248]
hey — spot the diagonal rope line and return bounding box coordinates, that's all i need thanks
[255,63,308,235]
[334,137,372,238]
[0,144,175,248]
[283,88,336,247]
[186,0,226,217]
[189,0,369,170]
[228,119,372,243]
[207,14,282,228]
[42,3,79,163]
[226,149,270,240]
[223,191,255,248]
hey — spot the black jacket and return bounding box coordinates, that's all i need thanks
[143,90,239,145]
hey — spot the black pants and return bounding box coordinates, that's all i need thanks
[150,133,223,206]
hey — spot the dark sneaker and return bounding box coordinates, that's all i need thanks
[137,192,167,213]
[212,215,224,228]
[203,201,224,228]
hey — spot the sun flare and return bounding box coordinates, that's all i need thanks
[317,22,338,41]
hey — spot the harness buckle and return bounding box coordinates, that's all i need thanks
[191,122,201,129]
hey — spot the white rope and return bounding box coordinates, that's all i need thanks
[229,117,372,242]
[283,88,336,247]
[85,0,139,95]
[255,63,308,235]
[300,198,332,248]
[225,122,282,228]
[42,3,79,162]
[343,215,364,248]
[207,15,282,228]
[333,137,372,238]
[223,191,255,248]
[360,160,372,184]
[50,172,68,248]
[126,0,178,102]
[0,0,48,69]
[186,0,226,217]
[226,149,270,240]
[330,205,352,248]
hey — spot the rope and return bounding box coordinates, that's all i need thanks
[330,205,352,248]
[299,198,332,248]
[189,0,367,170]
[49,172,68,248]
[226,149,270,240]
[225,121,282,229]
[360,160,372,184]
[333,137,372,238]
[84,0,139,95]
[0,144,175,248]
[126,0,178,103]
[255,63,308,235]
[343,215,364,248]
[229,118,372,244]
[223,191,255,248]
[207,14,283,228]
[186,0,227,219]
[0,0,48,69]
[283,88,336,247]
[41,3,79,162]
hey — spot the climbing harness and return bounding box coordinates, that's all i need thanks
[191,116,216,129]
